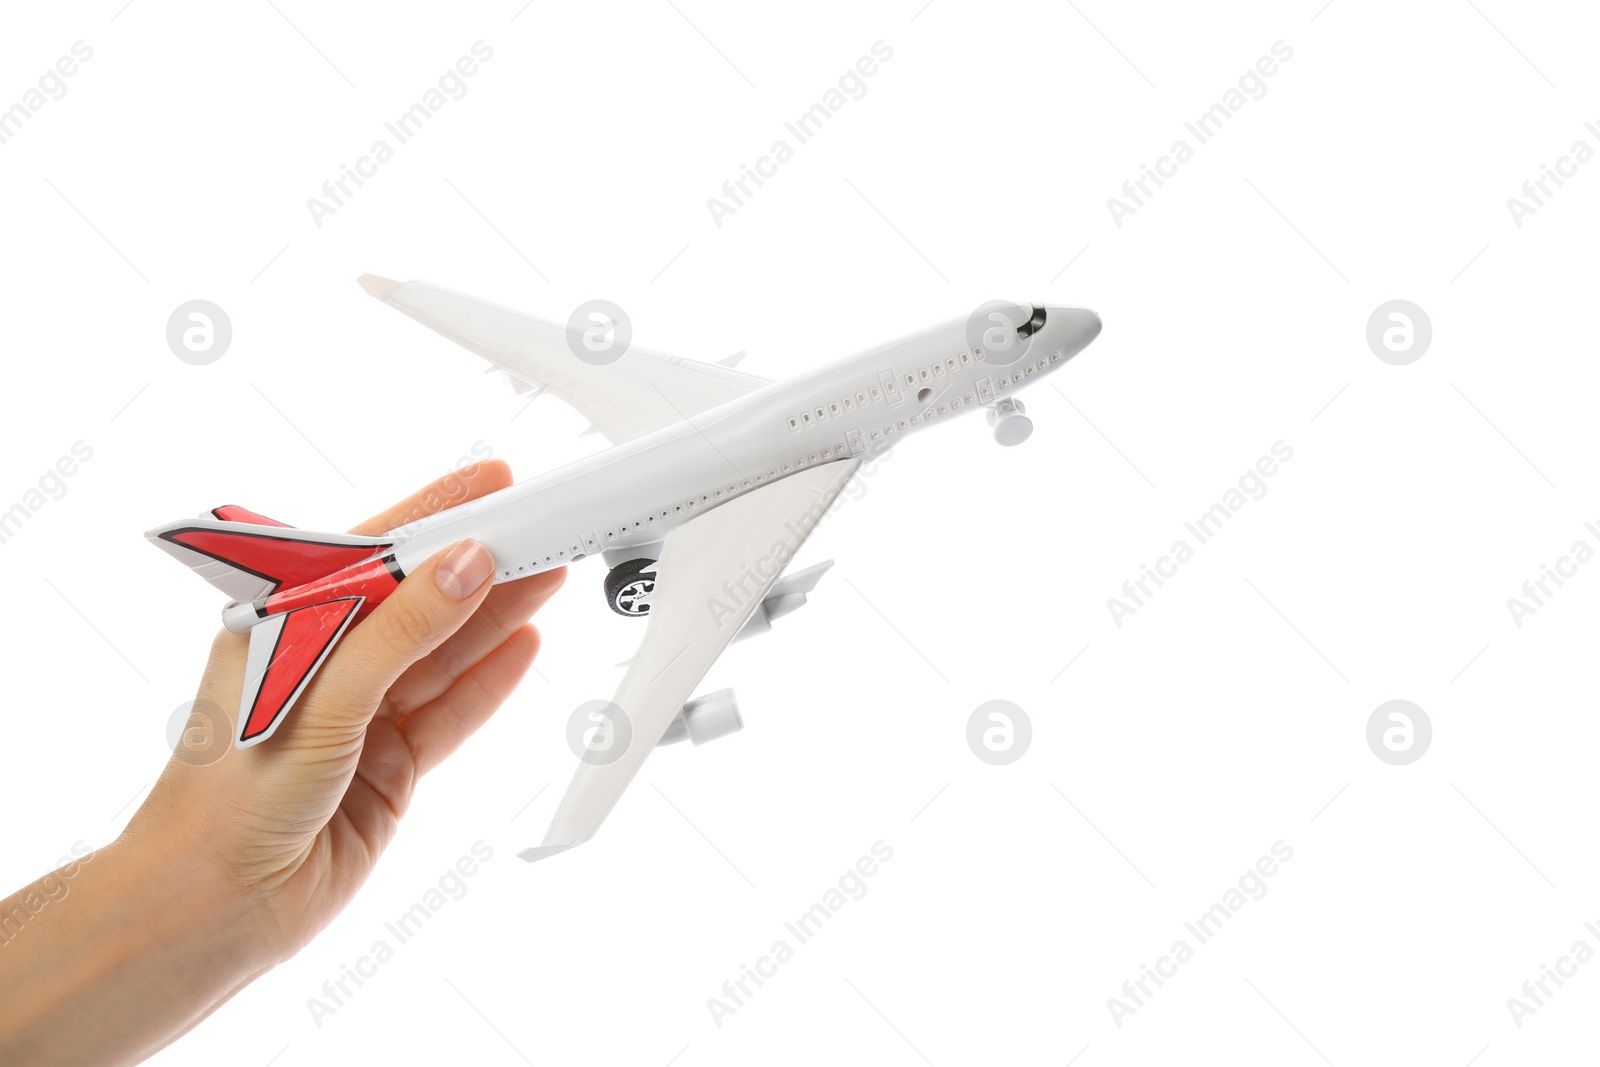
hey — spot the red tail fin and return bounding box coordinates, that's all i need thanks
[164,527,389,591]
[148,512,397,603]
[240,598,362,743]
[148,508,410,747]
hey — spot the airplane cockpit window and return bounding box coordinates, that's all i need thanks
[1016,306,1047,339]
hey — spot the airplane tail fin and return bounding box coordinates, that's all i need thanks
[146,507,398,604]
[147,507,405,746]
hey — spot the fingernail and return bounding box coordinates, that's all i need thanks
[436,540,494,600]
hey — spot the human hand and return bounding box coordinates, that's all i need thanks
[0,459,563,1065]
[144,457,562,955]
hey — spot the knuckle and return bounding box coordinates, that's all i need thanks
[379,596,440,655]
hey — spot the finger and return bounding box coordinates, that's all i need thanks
[191,627,248,720]
[379,568,564,721]
[303,539,498,735]
[398,624,541,778]
[349,459,512,536]
[342,727,417,839]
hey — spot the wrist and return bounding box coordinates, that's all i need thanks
[0,828,278,1066]
[103,822,286,977]
[120,764,301,967]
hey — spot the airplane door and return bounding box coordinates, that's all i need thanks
[878,367,903,407]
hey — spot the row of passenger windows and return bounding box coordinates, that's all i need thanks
[803,350,1064,434]
[789,384,883,431]
[786,350,980,432]
[862,390,976,441]
[500,349,1066,581]
[906,351,972,387]
[497,444,857,579]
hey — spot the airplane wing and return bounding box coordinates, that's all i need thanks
[358,275,771,446]
[521,456,863,862]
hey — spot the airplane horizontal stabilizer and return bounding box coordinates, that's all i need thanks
[238,597,362,745]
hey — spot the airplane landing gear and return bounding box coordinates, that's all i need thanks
[605,558,658,617]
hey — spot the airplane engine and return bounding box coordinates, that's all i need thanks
[732,560,835,644]
[657,688,742,747]
[987,397,1032,446]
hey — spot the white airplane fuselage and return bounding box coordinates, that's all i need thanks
[384,305,1102,584]
[215,304,1101,634]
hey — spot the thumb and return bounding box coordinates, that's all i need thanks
[303,540,497,734]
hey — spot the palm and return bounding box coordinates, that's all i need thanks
[162,461,562,956]
[267,575,554,948]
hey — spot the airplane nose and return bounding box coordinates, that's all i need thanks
[1061,307,1102,355]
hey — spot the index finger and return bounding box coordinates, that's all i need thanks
[349,458,514,536]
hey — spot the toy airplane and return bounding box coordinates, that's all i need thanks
[148,277,1102,862]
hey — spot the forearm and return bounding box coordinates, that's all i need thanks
[0,828,277,1066]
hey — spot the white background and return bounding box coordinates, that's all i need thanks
[2,1,1598,1063]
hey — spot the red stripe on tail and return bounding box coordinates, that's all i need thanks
[164,528,391,592]
[263,556,401,619]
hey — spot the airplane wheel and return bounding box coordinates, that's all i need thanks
[605,558,657,617]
